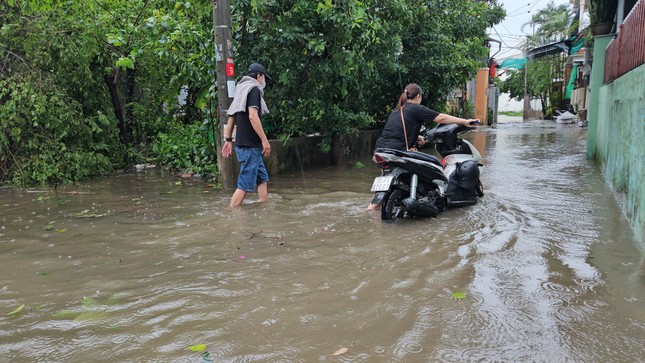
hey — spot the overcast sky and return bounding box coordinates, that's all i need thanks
[488,0,572,60]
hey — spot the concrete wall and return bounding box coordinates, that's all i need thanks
[588,63,645,245]
[498,93,524,112]
[587,35,614,155]
[474,68,490,123]
[264,129,382,175]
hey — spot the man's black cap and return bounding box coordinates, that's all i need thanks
[247,63,273,82]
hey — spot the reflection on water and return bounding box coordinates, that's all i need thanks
[1,121,644,361]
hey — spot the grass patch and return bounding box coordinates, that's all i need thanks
[499,111,523,117]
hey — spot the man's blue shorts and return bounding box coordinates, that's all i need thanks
[235,146,269,192]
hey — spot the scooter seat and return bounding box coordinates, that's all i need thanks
[375,148,442,167]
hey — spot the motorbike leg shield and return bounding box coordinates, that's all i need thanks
[446,160,481,207]
[371,191,387,205]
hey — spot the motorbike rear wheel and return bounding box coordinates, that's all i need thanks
[381,188,407,223]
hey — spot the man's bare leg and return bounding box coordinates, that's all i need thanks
[230,189,247,207]
[258,182,269,202]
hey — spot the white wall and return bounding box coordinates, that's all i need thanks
[498,93,524,112]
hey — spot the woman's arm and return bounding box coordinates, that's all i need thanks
[434,113,479,127]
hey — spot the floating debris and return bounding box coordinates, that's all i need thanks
[188,344,207,352]
[6,304,25,317]
[333,347,348,356]
[451,291,467,299]
[73,209,107,218]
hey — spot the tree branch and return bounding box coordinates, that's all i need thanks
[0,47,33,70]
[89,0,128,31]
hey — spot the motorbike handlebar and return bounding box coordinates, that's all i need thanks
[423,123,472,143]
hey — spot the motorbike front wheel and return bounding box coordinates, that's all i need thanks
[381,188,407,223]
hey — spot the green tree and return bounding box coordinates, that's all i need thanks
[232,0,504,139]
[0,0,123,184]
[0,0,505,185]
[499,59,553,116]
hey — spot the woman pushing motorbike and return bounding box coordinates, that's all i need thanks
[366,83,480,211]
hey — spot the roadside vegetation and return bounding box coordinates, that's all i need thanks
[499,1,578,118]
[1,0,504,185]
[498,111,522,117]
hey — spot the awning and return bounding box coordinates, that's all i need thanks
[500,33,587,69]
[527,40,570,59]
[565,64,578,99]
[527,34,587,59]
[569,36,585,55]
[500,58,527,69]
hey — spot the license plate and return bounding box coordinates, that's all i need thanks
[370,176,394,192]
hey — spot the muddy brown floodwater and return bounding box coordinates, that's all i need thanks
[1,121,644,362]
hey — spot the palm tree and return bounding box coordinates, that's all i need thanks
[521,1,574,45]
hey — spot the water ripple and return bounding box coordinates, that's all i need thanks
[1,124,644,361]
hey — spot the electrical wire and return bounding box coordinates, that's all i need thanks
[492,26,511,47]
[505,0,545,18]
[506,2,533,16]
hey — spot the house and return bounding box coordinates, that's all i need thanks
[587,0,645,245]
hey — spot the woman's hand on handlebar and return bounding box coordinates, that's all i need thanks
[463,119,481,127]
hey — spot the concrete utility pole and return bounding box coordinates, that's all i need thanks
[523,35,530,121]
[212,0,237,188]
[523,58,529,120]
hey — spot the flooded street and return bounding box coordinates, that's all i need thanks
[1,121,644,361]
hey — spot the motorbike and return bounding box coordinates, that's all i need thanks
[370,122,484,222]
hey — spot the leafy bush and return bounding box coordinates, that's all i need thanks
[0,77,122,185]
[152,122,217,177]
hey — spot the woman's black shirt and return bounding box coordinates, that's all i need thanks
[374,103,440,151]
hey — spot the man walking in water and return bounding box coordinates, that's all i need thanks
[222,63,273,207]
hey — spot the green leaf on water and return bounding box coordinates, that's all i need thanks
[52,294,118,321]
[53,310,80,319]
[188,344,207,352]
[53,309,107,321]
[73,311,107,322]
[38,271,49,276]
[37,195,51,201]
[452,291,467,299]
[105,294,121,305]
[57,228,67,233]
[44,224,55,231]
[82,296,97,307]
[73,209,107,218]
[7,304,25,316]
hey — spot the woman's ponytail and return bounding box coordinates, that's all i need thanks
[396,83,422,109]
